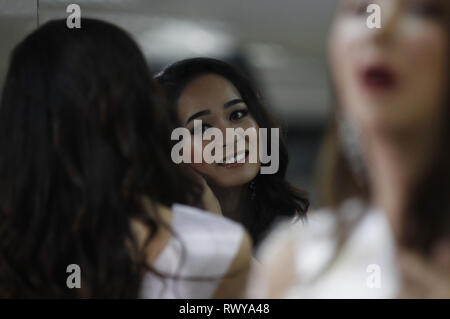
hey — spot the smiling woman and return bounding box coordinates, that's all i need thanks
[176,73,262,186]
[156,57,309,247]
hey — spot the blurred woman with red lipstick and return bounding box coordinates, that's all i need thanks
[248,0,450,298]
[156,58,309,247]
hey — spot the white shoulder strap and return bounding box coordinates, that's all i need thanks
[139,203,244,299]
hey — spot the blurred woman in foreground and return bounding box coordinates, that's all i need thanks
[248,0,450,298]
[0,19,251,298]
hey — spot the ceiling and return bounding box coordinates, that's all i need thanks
[1,0,339,125]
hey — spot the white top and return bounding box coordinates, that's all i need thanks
[139,203,244,299]
[248,198,401,298]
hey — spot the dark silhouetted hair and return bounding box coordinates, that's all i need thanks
[0,18,202,297]
[155,57,309,245]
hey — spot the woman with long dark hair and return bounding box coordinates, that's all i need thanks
[0,19,251,298]
[248,0,450,298]
[156,57,309,247]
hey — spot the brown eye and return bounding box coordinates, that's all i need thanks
[230,109,249,121]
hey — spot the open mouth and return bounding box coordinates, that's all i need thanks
[360,64,397,93]
[218,151,249,167]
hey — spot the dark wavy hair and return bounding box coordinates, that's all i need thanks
[155,57,309,245]
[0,18,203,298]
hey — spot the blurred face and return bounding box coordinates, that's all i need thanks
[330,0,448,133]
[177,74,261,188]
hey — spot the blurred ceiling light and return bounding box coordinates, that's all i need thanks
[137,18,235,61]
[242,43,292,69]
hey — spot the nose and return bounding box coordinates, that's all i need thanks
[368,0,400,47]
[215,121,245,152]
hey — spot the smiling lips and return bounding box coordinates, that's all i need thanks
[218,151,249,168]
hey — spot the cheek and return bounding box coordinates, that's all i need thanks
[329,20,365,100]
[402,25,448,94]
[399,25,448,119]
[330,17,367,61]
[239,116,259,129]
[330,20,364,61]
[241,118,259,148]
[187,140,220,180]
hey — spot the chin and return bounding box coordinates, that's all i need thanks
[213,164,260,188]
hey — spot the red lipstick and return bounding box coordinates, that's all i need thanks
[360,64,398,94]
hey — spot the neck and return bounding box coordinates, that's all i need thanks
[363,121,440,242]
[211,184,248,223]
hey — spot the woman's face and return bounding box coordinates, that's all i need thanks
[177,73,261,188]
[330,0,448,133]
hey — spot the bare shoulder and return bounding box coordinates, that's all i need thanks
[250,233,296,298]
[246,220,299,298]
[227,229,252,274]
[212,229,252,298]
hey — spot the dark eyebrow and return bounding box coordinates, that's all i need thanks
[185,110,211,125]
[224,98,244,109]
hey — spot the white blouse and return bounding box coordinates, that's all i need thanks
[248,198,401,298]
[139,203,244,299]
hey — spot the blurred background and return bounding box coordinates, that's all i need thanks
[0,0,338,206]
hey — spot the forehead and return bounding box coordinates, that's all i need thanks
[178,73,242,109]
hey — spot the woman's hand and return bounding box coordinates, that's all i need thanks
[181,164,222,215]
[199,176,222,215]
